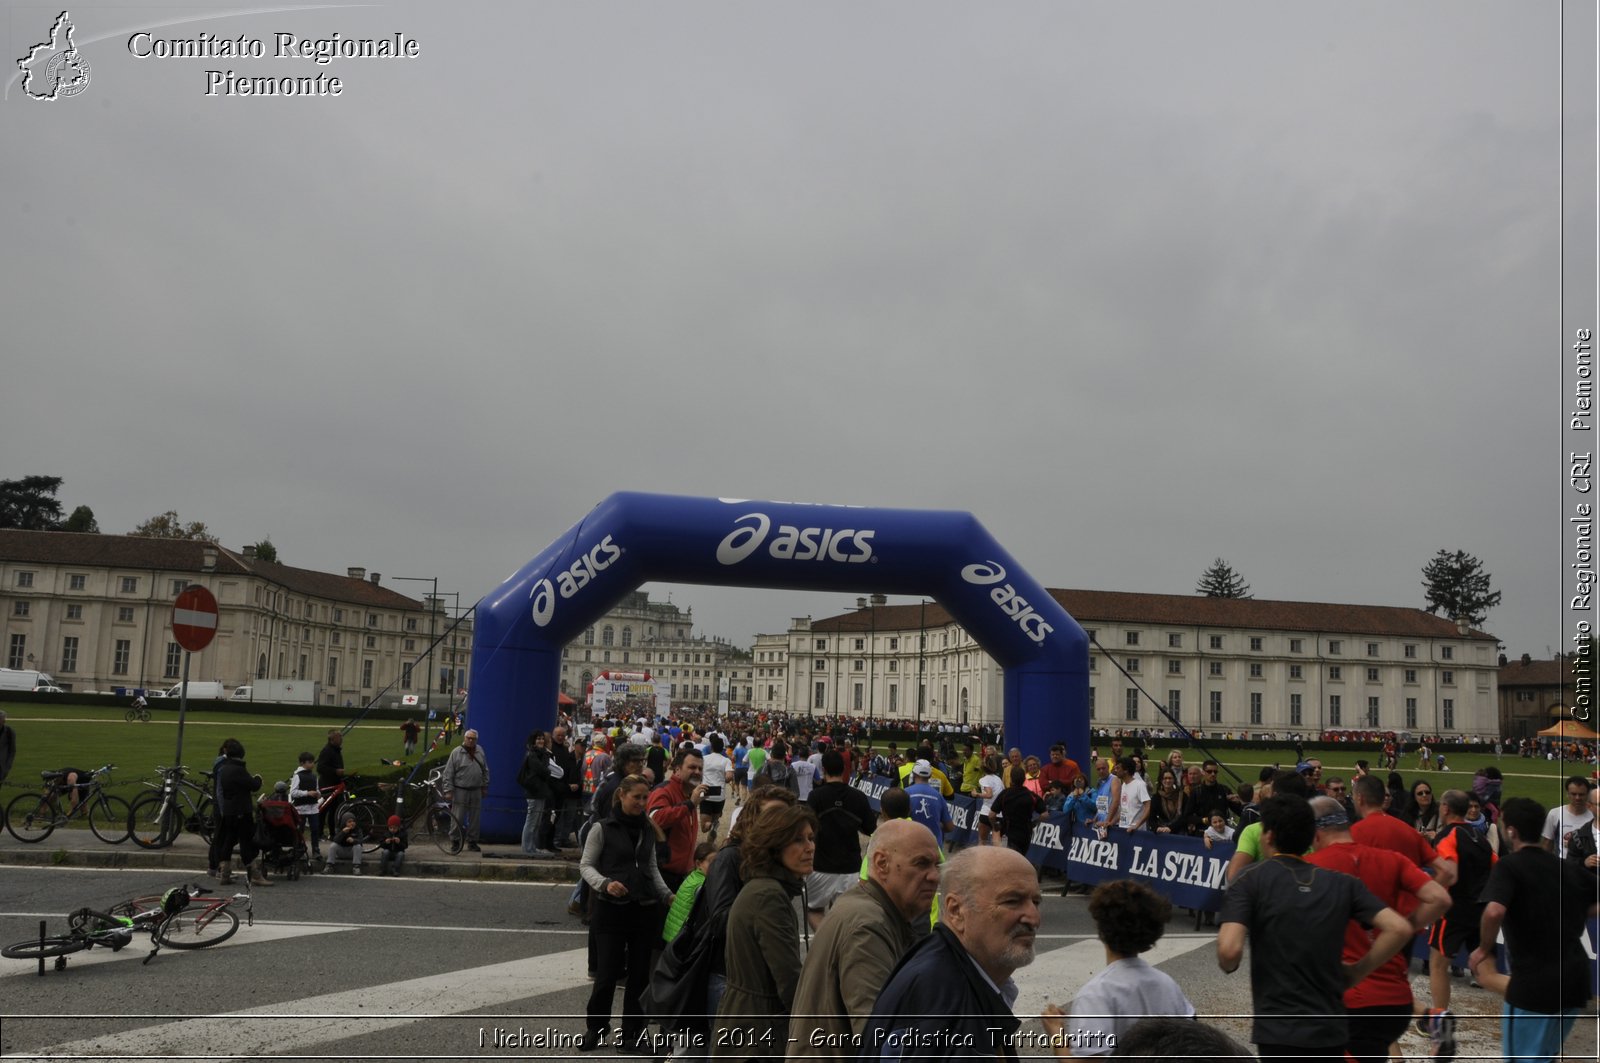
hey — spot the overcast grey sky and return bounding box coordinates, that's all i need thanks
[1,1,1581,657]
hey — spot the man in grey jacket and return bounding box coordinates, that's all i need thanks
[444,729,489,853]
[786,820,942,1059]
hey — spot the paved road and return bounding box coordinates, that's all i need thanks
[0,864,1576,1060]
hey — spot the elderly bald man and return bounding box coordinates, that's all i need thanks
[858,845,1041,1060]
[787,820,942,1059]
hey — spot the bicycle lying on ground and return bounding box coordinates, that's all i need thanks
[128,765,216,849]
[2,883,253,969]
[5,765,131,845]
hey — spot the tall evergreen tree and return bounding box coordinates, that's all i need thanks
[59,505,99,533]
[1196,558,1252,599]
[248,538,278,563]
[0,475,65,530]
[1420,548,1501,628]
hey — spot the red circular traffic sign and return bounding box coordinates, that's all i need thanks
[171,586,219,652]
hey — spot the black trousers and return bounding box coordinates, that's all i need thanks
[209,813,258,869]
[585,900,662,1041]
[1344,1004,1412,1063]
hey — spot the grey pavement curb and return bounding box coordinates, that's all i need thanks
[0,836,583,883]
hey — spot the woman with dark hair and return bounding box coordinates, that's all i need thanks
[712,801,818,1062]
[1149,768,1187,834]
[578,774,674,1053]
[696,787,799,1020]
[1385,771,1408,819]
[519,730,556,857]
[1409,781,1440,839]
[210,737,267,886]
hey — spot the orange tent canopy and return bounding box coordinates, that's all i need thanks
[1537,718,1600,739]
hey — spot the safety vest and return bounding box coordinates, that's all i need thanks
[583,749,605,794]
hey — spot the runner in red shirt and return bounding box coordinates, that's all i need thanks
[1349,775,1458,908]
[1307,796,1452,1063]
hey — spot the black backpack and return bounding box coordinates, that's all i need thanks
[1438,822,1495,902]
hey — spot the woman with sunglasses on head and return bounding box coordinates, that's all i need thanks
[1409,782,1440,840]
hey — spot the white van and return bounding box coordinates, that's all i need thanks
[163,680,227,700]
[0,669,58,692]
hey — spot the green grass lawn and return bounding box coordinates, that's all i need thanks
[0,702,454,832]
[1103,742,1590,810]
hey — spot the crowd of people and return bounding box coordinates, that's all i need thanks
[517,712,1597,1061]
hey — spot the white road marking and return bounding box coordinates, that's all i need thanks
[8,931,1218,1058]
[1,922,357,977]
[11,946,595,1059]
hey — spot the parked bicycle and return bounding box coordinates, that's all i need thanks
[2,883,252,969]
[5,765,131,845]
[312,775,384,854]
[406,768,464,854]
[127,765,216,849]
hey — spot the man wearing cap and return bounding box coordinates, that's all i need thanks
[905,760,952,849]
[378,813,409,876]
[1305,795,1451,1063]
[897,743,955,797]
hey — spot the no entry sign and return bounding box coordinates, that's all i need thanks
[171,585,219,652]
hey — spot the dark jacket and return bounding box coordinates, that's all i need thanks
[0,724,15,783]
[316,741,344,789]
[549,744,581,804]
[1567,821,1600,884]
[859,923,1020,1059]
[580,807,671,908]
[518,746,557,802]
[214,757,261,818]
[712,871,805,1062]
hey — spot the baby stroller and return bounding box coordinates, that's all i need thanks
[256,789,311,881]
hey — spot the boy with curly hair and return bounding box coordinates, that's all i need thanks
[1042,879,1194,1056]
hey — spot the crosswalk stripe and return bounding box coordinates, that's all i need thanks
[20,946,595,1059]
[16,935,1216,1059]
[1,922,357,978]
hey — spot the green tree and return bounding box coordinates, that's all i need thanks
[0,475,65,530]
[59,505,99,533]
[1196,558,1252,599]
[132,510,218,542]
[248,538,278,563]
[1420,548,1501,628]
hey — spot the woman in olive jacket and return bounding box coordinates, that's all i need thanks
[578,774,673,1053]
[712,801,818,1062]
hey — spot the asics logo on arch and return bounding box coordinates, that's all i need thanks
[715,513,876,566]
[960,560,1054,644]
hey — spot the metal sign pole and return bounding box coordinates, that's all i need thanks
[174,651,191,768]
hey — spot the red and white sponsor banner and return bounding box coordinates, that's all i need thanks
[171,586,219,652]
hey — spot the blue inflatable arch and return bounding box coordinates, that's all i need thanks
[468,492,1090,840]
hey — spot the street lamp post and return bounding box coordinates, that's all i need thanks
[393,575,438,733]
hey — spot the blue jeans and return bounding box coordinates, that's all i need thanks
[1501,1003,1581,1063]
[521,798,546,853]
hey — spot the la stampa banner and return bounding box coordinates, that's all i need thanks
[853,775,1232,912]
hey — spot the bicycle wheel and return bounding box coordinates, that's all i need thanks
[347,801,382,853]
[2,936,90,960]
[428,806,462,853]
[88,794,133,845]
[189,795,217,843]
[124,708,136,723]
[6,793,59,844]
[128,792,177,849]
[156,904,238,949]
